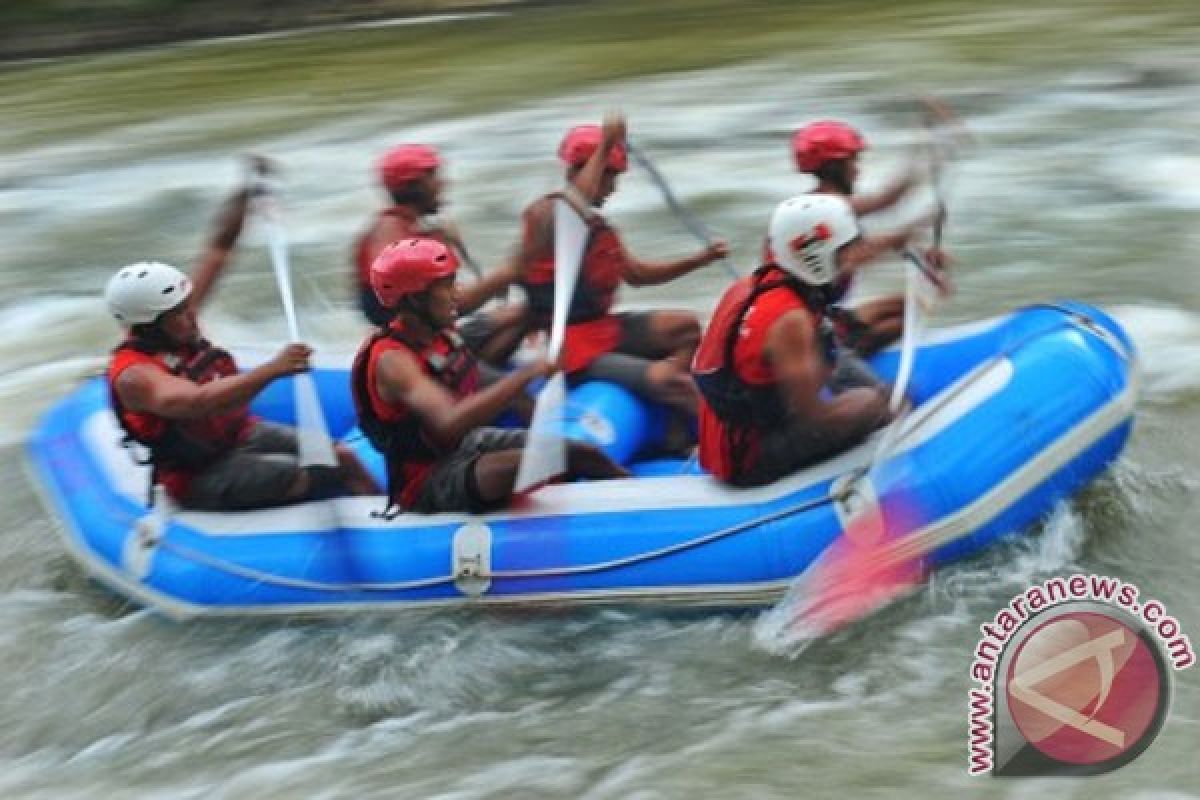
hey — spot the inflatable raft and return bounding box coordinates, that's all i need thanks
[27,302,1137,619]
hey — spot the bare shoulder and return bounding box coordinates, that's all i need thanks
[113,361,169,411]
[766,307,815,357]
[376,345,423,385]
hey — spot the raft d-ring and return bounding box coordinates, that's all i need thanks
[577,410,616,446]
[452,522,493,598]
[1069,312,1132,363]
[830,472,885,547]
[121,484,171,580]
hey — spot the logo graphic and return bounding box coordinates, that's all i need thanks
[1002,609,1168,774]
[969,575,1194,776]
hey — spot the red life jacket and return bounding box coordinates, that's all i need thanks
[350,317,480,509]
[692,265,835,480]
[354,207,424,287]
[519,194,627,373]
[107,337,254,501]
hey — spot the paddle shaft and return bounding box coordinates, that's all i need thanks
[626,140,737,280]
[252,174,338,468]
[512,198,589,492]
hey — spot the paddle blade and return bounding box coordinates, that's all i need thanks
[293,372,337,467]
[549,198,588,358]
[514,372,567,493]
[263,218,302,343]
[757,488,929,651]
[512,199,588,495]
[888,257,931,413]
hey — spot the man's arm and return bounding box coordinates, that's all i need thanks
[767,310,890,434]
[454,261,518,315]
[115,343,310,420]
[573,113,626,206]
[620,240,729,287]
[850,165,920,216]
[835,207,944,276]
[376,348,551,451]
[188,186,254,311]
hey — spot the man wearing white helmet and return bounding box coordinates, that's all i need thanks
[105,186,377,510]
[692,194,929,486]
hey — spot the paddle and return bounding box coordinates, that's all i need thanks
[626,140,738,280]
[438,215,485,282]
[251,163,338,468]
[870,98,962,469]
[513,197,589,493]
[761,103,966,645]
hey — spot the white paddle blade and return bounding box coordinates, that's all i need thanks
[888,259,925,413]
[263,219,302,343]
[514,373,567,493]
[548,198,589,358]
[257,193,337,469]
[294,372,337,467]
[513,198,590,494]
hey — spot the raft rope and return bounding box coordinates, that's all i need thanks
[143,305,1128,594]
[152,490,841,593]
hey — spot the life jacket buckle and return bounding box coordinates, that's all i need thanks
[371,503,404,521]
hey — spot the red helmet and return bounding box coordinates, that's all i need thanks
[791,121,866,173]
[370,237,459,309]
[378,144,440,189]
[558,125,628,172]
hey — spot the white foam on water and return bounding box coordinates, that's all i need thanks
[1112,304,1200,400]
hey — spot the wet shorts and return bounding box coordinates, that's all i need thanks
[182,421,304,511]
[828,349,886,394]
[411,427,528,514]
[733,351,887,488]
[570,312,661,399]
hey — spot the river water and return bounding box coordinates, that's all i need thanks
[2,1,1199,796]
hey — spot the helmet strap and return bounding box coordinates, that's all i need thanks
[814,160,853,195]
[129,318,178,352]
[387,182,437,215]
[397,294,439,338]
[772,268,833,312]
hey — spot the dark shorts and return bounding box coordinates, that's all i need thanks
[828,350,886,394]
[733,350,887,488]
[570,312,660,399]
[182,421,304,511]
[411,427,528,514]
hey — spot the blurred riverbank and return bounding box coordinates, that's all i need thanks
[0,0,539,61]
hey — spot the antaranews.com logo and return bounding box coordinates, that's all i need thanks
[967,573,1194,777]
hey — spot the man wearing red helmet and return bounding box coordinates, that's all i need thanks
[353,143,528,366]
[512,113,729,421]
[790,119,944,355]
[353,237,627,513]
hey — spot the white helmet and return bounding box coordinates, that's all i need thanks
[767,194,859,285]
[104,261,192,325]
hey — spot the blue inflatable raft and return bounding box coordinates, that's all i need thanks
[26,302,1138,619]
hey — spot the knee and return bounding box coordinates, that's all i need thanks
[663,312,701,350]
[284,469,312,501]
[333,443,356,470]
[493,302,529,327]
[880,295,905,319]
[646,359,697,395]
